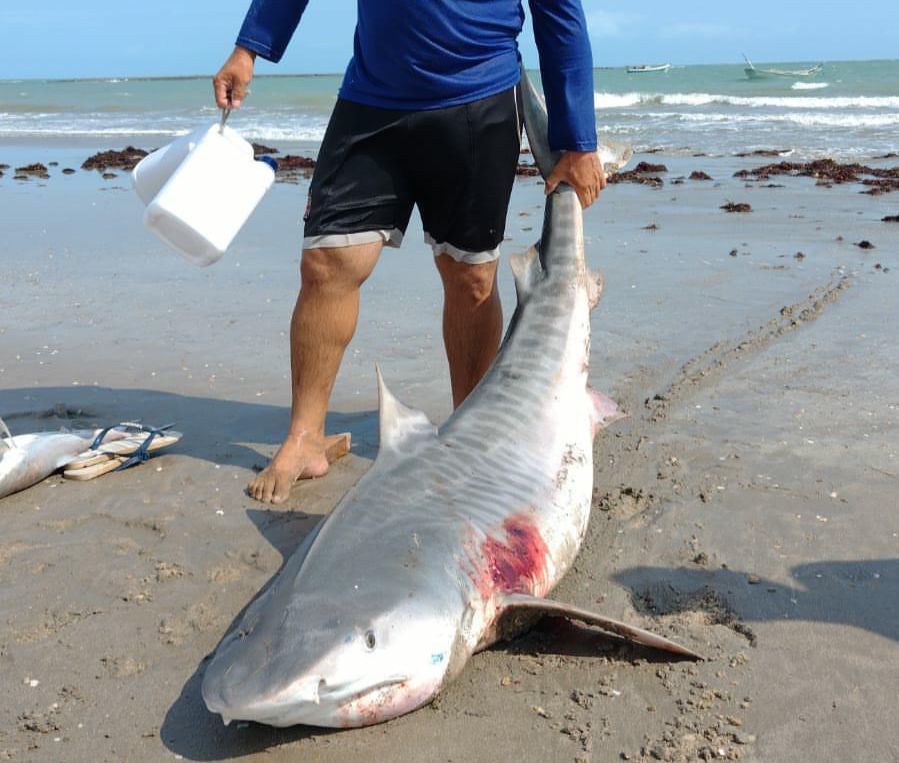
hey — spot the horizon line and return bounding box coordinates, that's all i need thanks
[2,56,896,84]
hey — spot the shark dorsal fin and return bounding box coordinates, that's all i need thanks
[0,417,13,453]
[509,246,544,303]
[375,366,437,462]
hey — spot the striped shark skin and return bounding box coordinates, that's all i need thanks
[0,417,127,499]
[201,68,699,730]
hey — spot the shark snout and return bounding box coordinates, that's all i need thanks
[203,660,415,727]
[203,666,326,726]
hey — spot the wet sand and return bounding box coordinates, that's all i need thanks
[1,147,897,762]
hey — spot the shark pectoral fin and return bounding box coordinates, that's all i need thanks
[497,593,702,660]
[375,365,437,461]
[509,246,544,303]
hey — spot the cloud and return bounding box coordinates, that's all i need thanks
[587,10,644,37]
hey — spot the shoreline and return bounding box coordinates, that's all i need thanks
[3,134,898,173]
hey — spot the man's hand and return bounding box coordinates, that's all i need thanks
[213,46,257,109]
[544,150,606,209]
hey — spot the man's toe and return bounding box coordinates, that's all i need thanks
[271,472,293,504]
[260,477,276,503]
[248,472,270,502]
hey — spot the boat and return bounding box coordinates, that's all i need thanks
[626,63,671,74]
[743,54,823,79]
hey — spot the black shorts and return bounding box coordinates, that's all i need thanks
[303,86,522,263]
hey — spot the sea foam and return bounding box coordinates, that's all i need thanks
[595,91,899,110]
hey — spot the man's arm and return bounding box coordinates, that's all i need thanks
[235,0,310,63]
[213,0,310,109]
[527,0,606,208]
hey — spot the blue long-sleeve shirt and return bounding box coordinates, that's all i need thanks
[236,0,597,151]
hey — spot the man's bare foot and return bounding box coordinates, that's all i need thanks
[247,431,329,504]
[247,432,351,504]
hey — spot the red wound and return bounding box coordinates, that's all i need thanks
[480,516,548,596]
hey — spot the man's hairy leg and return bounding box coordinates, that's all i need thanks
[434,254,502,409]
[249,242,381,504]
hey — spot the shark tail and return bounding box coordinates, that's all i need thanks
[519,65,562,181]
[519,65,633,179]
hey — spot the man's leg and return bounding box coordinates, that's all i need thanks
[248,242,381,504]
[434,254,502,409]
[414,87,520,408]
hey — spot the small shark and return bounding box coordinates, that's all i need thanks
[0,417,127,499]
[202,68,698,730]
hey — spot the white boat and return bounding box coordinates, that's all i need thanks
[626,63,671,74]
[743,55,823,79]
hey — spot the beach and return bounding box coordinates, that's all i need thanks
[2,67,898,762]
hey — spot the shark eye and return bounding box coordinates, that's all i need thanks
[364,630,376,650]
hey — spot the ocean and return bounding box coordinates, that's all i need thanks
[1,59,897,159]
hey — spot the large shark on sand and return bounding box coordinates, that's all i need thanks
[201,69,699,730]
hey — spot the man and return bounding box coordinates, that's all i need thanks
[214,0,605,504]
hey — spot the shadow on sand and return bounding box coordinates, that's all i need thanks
[613,559,898,644]
[0,385,381,465]
[159,506,343,760]
[0,386,385,756]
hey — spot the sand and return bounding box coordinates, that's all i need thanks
[1,147,897,762]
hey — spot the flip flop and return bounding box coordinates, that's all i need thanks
[63,430,182,470]
[63,423,182,480]
[63,453,144,481]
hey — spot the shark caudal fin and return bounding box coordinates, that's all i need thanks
[519,65,634,178]
[519,66,562,181]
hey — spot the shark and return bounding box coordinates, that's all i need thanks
[201,68,699,730]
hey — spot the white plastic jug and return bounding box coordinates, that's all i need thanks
[132,124,211,205]
[137,122,277,267]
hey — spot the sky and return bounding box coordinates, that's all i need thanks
[1,1,896,80]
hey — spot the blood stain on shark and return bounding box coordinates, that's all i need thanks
[479,515,549,597]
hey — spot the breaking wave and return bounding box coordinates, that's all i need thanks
[651,111,899,129]
[0,112,329,141]
[595,91,899,110]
